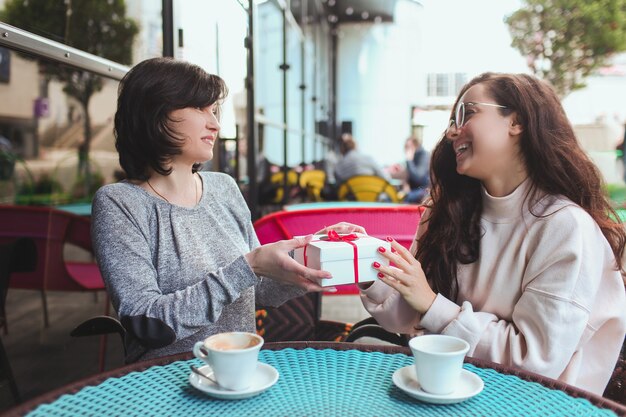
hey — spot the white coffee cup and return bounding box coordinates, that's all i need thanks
[409,334,470,395]
[193,332,264,391]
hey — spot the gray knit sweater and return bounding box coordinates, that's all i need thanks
[91,172,304,362]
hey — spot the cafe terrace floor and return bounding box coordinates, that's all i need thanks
[2,288,370,406]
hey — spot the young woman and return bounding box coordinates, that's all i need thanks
[360,73,626,395]
[92,57,331,363]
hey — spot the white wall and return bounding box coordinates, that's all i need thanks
[563,72,626,126]
[337,0,423,167]
[0,53,38,119]
[176,0,247,140]
[127,0,163,64]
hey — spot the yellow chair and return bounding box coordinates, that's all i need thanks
[337,175,399,203]
[298,170,326,202]
[269,170,299,204]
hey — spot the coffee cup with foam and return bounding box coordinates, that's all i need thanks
[193,332,264,391]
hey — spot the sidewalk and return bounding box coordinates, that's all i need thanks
[1,289,369,407]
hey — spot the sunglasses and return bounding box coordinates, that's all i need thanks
[449,101,508,130]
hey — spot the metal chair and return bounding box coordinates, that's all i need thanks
[298,169,326,202]
[70,315,126,372]
[255,291,352,343]
[268,170,300,204]
[337,175,400,203]
[605,338,626,405]
[0,237,37,335]
[0,237,37,408]
[70,302,349,368]
[0,205,106,328]
[253,205,423,251]
[344,317,409,346]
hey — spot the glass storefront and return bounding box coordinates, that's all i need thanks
[0,0,330,213]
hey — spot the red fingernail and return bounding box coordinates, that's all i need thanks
[372,261,381,268]
[391,248,397,253]
[377,272,384,278]
[386,236,393,242]
[378,247,386,253]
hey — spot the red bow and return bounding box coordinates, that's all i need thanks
[325,230,358,242]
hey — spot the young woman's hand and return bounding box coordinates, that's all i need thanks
[316,222,367,235]
[372,238,436,315]
[245,235,332,292]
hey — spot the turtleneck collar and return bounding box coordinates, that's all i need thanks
[481,177,534,223]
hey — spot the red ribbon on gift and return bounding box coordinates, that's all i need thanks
[304,231,360,283]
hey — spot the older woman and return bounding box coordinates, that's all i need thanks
[92,58,330,363]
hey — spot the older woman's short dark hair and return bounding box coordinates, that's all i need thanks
[114,57,228,180]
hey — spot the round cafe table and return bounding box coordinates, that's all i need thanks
[5,342,626,416]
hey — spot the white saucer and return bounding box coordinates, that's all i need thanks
[189,362,279,400]
[392,366,483,405]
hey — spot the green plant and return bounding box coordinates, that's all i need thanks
[605,183,626,208]
[0,148,16,181]
[15,173,69,206]
[506,0,626,97]
[71,171,104,201]
[35,174,63,194]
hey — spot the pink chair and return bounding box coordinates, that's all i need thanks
[252,205,424,341]
[253,205,424,249]
[0,205,106,328]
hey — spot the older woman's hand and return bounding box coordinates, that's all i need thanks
[372,238,436,315]
[245,235,332,292]
[316,222,367,235]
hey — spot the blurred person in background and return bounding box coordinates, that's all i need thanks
[332,133,389,185]
[401,136,430,203]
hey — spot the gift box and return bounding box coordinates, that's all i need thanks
[294,231,391,287]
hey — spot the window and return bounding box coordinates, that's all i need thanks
[427,73,467,97]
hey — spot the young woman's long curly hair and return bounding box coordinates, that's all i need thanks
[416,72,626,301]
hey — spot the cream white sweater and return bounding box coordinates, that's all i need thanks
[361,179,626,395]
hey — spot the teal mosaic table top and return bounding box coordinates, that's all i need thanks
[20,347,623,417]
